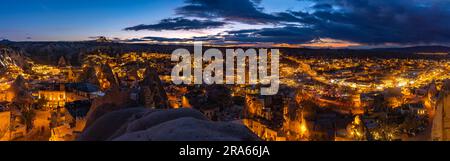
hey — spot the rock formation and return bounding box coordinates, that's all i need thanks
[57,56,67,67]
[78,66,100,85]
[0,46,30,70]
[100,63,120,89]
[78,108,259,141]
[10,75,33,104]
[85,89,135,127]
[139,66,168,109]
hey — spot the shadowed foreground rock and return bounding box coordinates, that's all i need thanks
[77,108,259,141]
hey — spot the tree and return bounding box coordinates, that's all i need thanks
[20,107,36,133]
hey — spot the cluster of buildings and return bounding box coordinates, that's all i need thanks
[0,54,112,140]
[240,55,450,141]
[1,45,450,141]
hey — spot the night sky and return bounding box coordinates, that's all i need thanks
[1,0,449,48]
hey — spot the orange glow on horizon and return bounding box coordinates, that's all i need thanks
[125,37,362,49]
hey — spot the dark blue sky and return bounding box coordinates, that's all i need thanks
[1,0,450,48]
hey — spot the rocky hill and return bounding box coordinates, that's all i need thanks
[84,66,169,127]
[78,108,259,141]
[0,41,182,66]
[2,41,449,67]
[0,46,30,71]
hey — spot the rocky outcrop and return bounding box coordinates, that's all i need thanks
[78,108,259,141]
[85,89,136,127]
[95,36,111,43]
[57,56,68,67]
[0,46,30,70]
[84,66,169,126]
[1,41,185,66]
[10,75,27,92]
[139,66,168,109]
[10,75,33,104]
[78,66,100,85]
[78,108,148,141]
[100,64,120,89]
[78,63,119,90]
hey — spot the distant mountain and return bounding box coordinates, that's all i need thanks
[0,41,184,65]
[0,39,11,44]
[372,45,450,53]
[94,36,111,43]
[0,41,449,65]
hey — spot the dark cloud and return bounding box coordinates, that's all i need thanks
[224,0,450,45]
[128,0,450,45]
[131,27,315,44]
[141,36,188,42]
[124,17,226,31]
[300,0,450,44]
[125,35,224,43]
[175,0,280,24]
[174,0,315,25]
[311,3,332,11]
[221,26,317,44]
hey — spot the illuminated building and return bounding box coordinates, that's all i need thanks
[181,96,192,108]
[346,115,366,141]
[65,83,103,99]
[243,119,286,141]
[0,90,14,102]
[62,67,82,83]
[37,91,66,108]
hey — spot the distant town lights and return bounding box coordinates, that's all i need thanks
[171,42,280,95]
